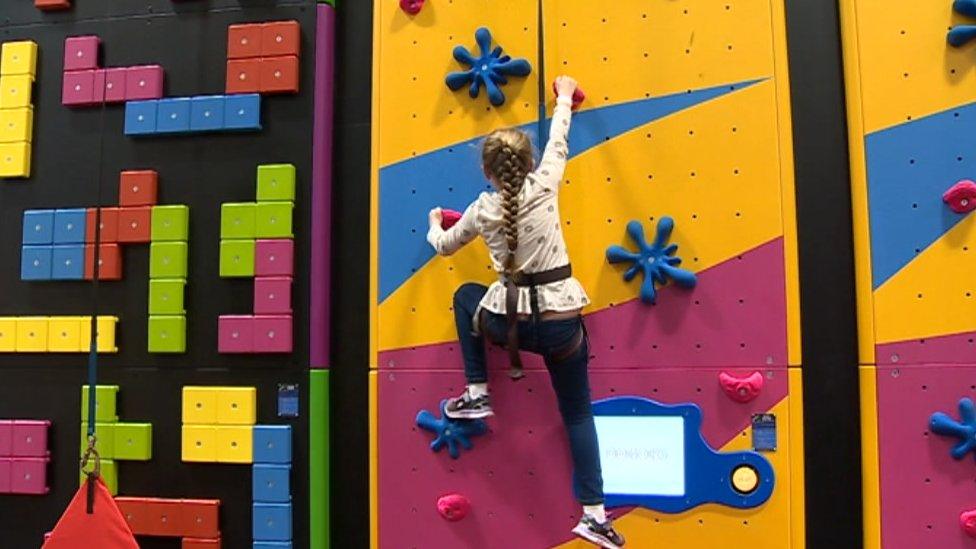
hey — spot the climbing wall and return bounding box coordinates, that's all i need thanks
[0,2,334,548]
[841,1,976,547]
[370,1,804,547]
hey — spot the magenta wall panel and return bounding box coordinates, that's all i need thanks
[62,70,95,106]
[255,239,294,277]
[0,422,11,456]
[11,421,50,458]
[218,315,254,354]
[10,458,49,495]
[124,65,164,100]
[63,36,100,71]
[254,315,292,353]
[254,276,293,315]
[0,460,10,494]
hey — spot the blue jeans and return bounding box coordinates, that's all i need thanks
[453,282,604,505]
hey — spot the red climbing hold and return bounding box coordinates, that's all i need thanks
[43,477,139,548]
[552,80,585,110]
[437,493,471,522]
[441,209,463,230]
[400,0,425,15]
[718,371,764,403]
[961,509,976,538]
[944,180,976,214]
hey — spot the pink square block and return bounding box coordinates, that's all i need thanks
[62,70,95,106]
[0,459,10,493]
[254,276,293,315]
[10,458,48,495]
[94,68,127,103]
[254,315,292,353]
[218,315,254,353]
[0,422,11,457]
[255,239,294,276]
[63,36,100,71]
[12,421,49,458]
[125,65,164,100]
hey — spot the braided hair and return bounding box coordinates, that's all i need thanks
[482,129,534,276]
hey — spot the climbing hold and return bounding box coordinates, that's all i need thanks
[949,0,976,46]
[416,400,488,459]
[441,208,463,230]
[445,27,531,107]
[552,80,585,110]
[605,217,697,304]
[437,493,471,521]
[399,0,424,15]
[961,509,976,538]
[943,180,976,214]
[930,398,976,460]
[718,371,764,403]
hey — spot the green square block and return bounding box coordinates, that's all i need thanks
[219,239,255,277]
[149,241,188,279]
[80,423,116,459]
[221,202,256,239]
[81,459,117,495]
[256,201,294,238]
[148,315,186,353]
[149,278,186,315]
[151,205,190,242]
[257,164,296,202]
[113,422,153,461]
[81,385,119,423]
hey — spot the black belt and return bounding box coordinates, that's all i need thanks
[504,264,572,380]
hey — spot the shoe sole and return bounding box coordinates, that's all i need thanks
[571,524,622,549]
[444,409,494,419]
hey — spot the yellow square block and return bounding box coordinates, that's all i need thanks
[0,107,32,143]
[1,42,37,77]
[181,425,217,463]
[216,387,257,425]
[0,317,16,351]
[0,75,32,109]
[94,316,118,353]
[15,317,48,352]
[49,317,83,352]
[215,426,253,463]
[0,141,30,178]
[182,387,218,424]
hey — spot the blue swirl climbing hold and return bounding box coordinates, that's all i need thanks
[606,217,697,305]
[930,397,976,460]
[416,399,488,459]
[445,27,532,107]
[948,0,976,46]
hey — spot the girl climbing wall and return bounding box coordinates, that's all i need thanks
[425,76,626,549]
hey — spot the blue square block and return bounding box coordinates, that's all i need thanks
[125,100,158,135]
[253,464,291,503]
[53,208,87,244]
[253,425,292,464]
[190,95,225,132]
[21,245,52,280]
[253,503,292,542]
[156,97,192,134]
[224,94,262,131]
[254,543,292,549]
[22,210,54,245]
[52,245,85,280]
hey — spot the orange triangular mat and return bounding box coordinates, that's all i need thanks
[42,477,139,549]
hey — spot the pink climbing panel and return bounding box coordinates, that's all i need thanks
[12,421,50,457]
[10,458,49,494]
[255,239,294,276]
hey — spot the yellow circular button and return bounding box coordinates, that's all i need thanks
[731,465,759,494]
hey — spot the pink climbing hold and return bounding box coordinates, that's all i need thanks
[943,180,976,214]
[441,209,463,230]
[437,493,471,522]
[552,80,585,111]
[718,371,764,403]
[400,0,424,15]
[961,509,976,538]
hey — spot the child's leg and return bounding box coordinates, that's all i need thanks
[452,283,490,384]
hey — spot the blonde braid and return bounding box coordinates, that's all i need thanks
[496,145,527,274]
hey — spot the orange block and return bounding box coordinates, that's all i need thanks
[85,207,119,243]
[179,499,220,539]
[182,537,221,549]
[34,0,71,10]
[84,244,122,280]
[259,56,299,94]
[116,207,151,243]
[119,170,158,207]
[227,24,262,59]
[225,59,261,94]
[115,497,153,535]
[261,21,300,57]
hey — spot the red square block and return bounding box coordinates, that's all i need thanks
[94,68,127,103]
[218,315,254,354]
[254,315,292,353]
[261,21,301,57]
[63,70,95,106]
[180,499,220,538]
[125,65,164,100]
[10,458,48,494]
[0,459,9,493]
[64,36,99,71]
[117,207,152,243]
[254,276,292,314]
[225,59,261,94]
[84,244,122,280]
[11,421,49,458]
[119,170,158,206]
[35,0,71,11]
[115,497,153,534]
[227,23,263,59]
[259,56,299,94]
[86,207,119,243]
[182,537,221,549]
[140,498,184,536]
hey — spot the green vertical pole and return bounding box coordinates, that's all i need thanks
[310,369,330,549]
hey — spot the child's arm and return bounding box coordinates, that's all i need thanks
[426,202,479,256]
[536,77,577,190]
